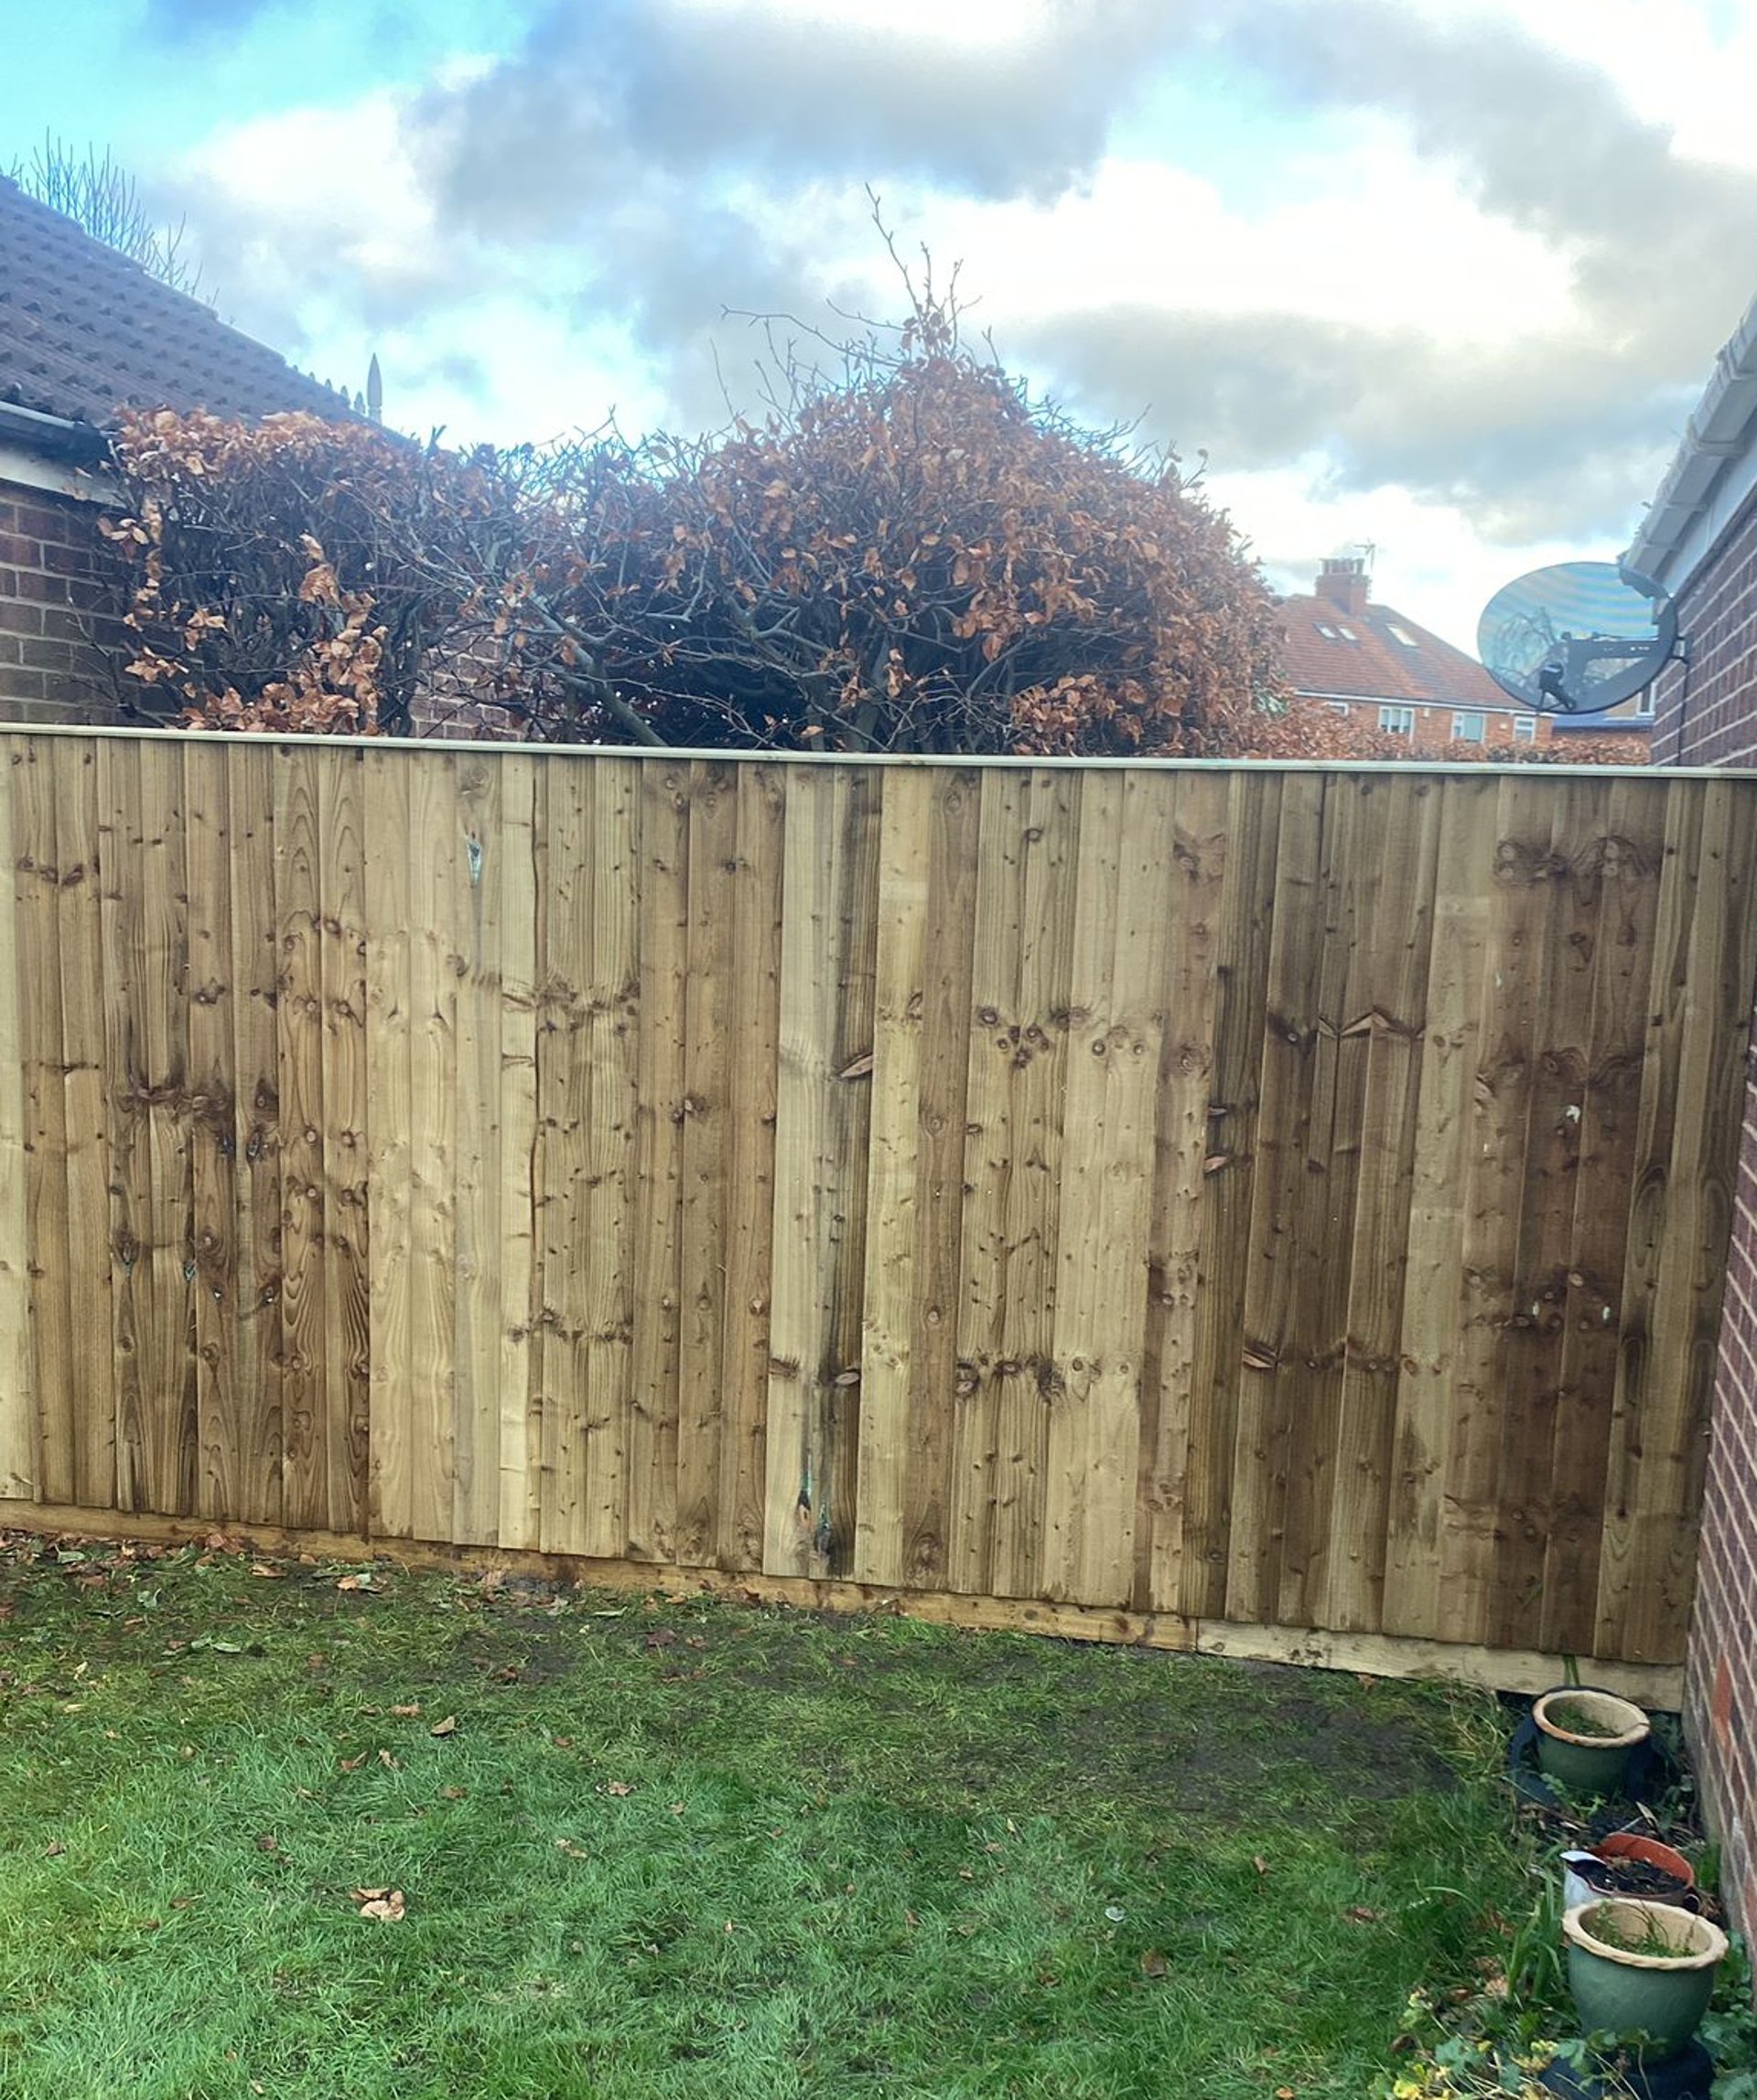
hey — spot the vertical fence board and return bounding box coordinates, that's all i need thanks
[1600,781,1757,1659]
[766,767,878,1579]
[1228,773,1327,1622]
[857,768,979,1590]
[1322,777,1441,1632]
[185,741,242,1521]
[450,755,503,1546]
[1540,780,1669,1653]
[1134,771,1228,1615]
[1381,776,1498,1638]
[318,752,370,1535]
[364,751,413,1538]
[407,755,458,1542]
[497,754,542,1552]
[1438,777,1552,1644]
[227,745,283,1526]
[0,748,33,1497]
[627,762,689,1563]
[1176,772,1279,1618]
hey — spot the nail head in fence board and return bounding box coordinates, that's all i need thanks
[1227,771,1327,1623]
[363,751,413,1539]
[1322,776,1441,1633]
[496,754,542,1553]
[407,754,457,1543]
[0,747,34,1498]
[1381,776,1497,1639]
[627,762,689,1564]
[318,750,369,1537]
[1541,778,1667,1653]
[1134,770,1228,1617]
[1176,771,1279,1618]
[450,753,502,1548]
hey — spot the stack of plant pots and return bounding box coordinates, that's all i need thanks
[1528,1691,1728,2100]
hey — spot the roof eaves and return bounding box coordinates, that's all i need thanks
[1626,290,1757,596]
[0,397,108,465]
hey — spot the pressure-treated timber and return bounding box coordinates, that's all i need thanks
[1,731,1753,1678]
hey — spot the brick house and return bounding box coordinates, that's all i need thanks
[1277,556,1557,751]
[1627,282,1757,1939]
[1277,555,1655,757]
[0,175,354,724]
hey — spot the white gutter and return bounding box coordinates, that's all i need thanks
[1626,290,1757,597]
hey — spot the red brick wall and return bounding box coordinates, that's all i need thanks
[1655,479,1757,1938]
[0,481,133,724]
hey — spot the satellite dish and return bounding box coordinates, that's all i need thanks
[1476,560,1676,716]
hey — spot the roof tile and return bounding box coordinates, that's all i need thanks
[0,177,353,430]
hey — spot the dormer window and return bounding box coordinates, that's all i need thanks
[1386,623,1419,647]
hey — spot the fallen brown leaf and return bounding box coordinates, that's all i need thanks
[43,1842,65,1858]
[428,1715,458,1738]
[390,1703,422,1718]
[1342,1905,1383,1924]
[248,1562,284,1580]
[1140,1948,1169,1979]
[377,1749,399,1770]
[351,1887,405,1922]
[254,1835,278,1854]
[339,1753,366,1772]
[1253,1855,1269,1876]
[440,1785,468,1801]
[606,1781,633,1797]
[555,1837,588,1858]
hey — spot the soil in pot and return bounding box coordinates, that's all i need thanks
[1563,1899,1728,2064]
[1535,1689,1651,1796]
[1563,1835,1697,1912]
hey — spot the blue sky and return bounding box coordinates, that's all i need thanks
[7,0,1757,649]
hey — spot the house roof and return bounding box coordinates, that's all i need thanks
[0,176,353,433]
[1277,582,1514,711]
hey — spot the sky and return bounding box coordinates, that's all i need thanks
[5,0,1757,651]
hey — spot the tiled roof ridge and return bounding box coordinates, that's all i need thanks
[0,173,358,434]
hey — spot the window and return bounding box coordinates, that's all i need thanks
[1378,705,1415,736]
[1325,701,1350,716]
[1316,623,1338,639]
[1514,716,1537,741]
[1386,623,1420,646]
[1335,624,1359,641]
[1452,712,1487,742]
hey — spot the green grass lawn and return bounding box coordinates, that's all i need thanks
[0,1531,1534,2100]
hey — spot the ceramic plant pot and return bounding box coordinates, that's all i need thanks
[1563,1899,1728,2063]
[1533,1688,1651,1795]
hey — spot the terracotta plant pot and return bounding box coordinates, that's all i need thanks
[1562,1834,1697,1913]
[1563,1899,1728,2063]
[1533,1688,1651,1795]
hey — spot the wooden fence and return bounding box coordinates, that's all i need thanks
[1,731,1753,1677]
